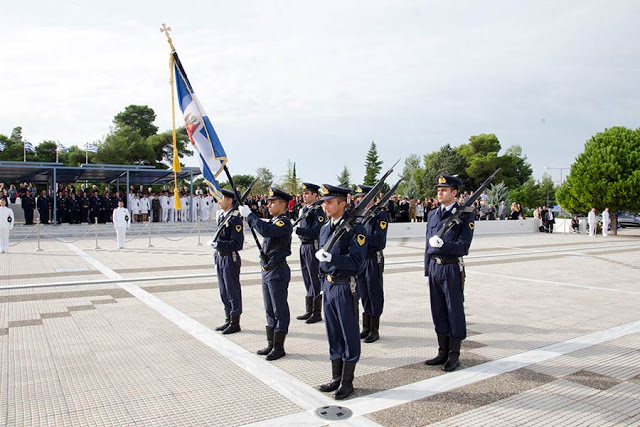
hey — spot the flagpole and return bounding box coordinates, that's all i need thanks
[86,144,88,164]
[56,143,59,163]
[23,141,26,162]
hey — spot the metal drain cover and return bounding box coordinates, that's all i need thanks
[314,405,353,420]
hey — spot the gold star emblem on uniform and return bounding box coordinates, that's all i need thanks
[380,221,387,229]
[438,175,447,184]
[269,189,274,197]
[469,222,475,229]
[318,216,324,223]
[235,224,242,232]
[275,220,285,227]
[357,234,366,246]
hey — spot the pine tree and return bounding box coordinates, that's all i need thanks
[363,140,383,185]
[337,165,352,188]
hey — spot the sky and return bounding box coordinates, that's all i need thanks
[2,1,640,187]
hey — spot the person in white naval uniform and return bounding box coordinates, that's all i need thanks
[112,200,131,249]
[0,198,15,253]
[588,207,597,237]
[602,207,610,237]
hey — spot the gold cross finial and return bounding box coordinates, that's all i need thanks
[160,23,175,51]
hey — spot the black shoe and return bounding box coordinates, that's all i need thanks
[296,296,313,320]
[222,314,241,335]
[215,310,230,331]
[266,331,286,361]
[364,316,380,343]
[360,314,371,339]
[443,339,462,372]
[306,297,323,324]
[333,362,356,400]
[425,334,450,365]
[257,326,274,355]
[318,359,343,392]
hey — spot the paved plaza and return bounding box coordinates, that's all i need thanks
[1,225,640,426]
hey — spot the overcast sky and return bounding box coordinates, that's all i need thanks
[2,1,639,186]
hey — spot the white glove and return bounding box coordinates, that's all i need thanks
[206,240,217,248]
[315,249,332,262]
[238,205,251,218]
[429,235,444,248]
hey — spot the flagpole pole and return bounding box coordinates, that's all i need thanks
[86,145,88,164]
[24,142,26,162]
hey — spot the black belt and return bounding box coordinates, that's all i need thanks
[431,256,460,265]
[325,275,354,283]
[300,240,317,245]
[261,262,287,272]
[217,251,238,258]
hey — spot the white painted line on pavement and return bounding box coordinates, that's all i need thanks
[64,242,334,413]
[467,270,640,295]
[249,319,640,426]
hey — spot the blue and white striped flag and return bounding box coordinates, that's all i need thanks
[24,141,35,152]
[173,52,226,201]
[57,142,69,152]
[86,142,98,153]
[0,142,5,151]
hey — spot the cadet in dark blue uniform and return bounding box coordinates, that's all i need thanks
[295,182,326,324]
[239,187,293,361]
[315,185,366,400]
[210,189,244,334]
[22,190,35,225]
[354,185,388,343]
[89,191,99,224]
[424,174,474,372]
[37,190,50,224]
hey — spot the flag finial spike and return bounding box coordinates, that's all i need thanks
[160,23,175,51]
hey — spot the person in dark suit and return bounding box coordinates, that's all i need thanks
[37,190,50,224]
[22,190,35,225]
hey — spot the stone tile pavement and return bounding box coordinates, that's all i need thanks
[1,226,640,426]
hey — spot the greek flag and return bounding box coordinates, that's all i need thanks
[0,142,5,151]
[86,142,98,153]
[172,52,226,200]
[57,142,69,152]
[24,141,35,152]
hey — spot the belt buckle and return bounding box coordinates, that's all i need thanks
[261,265,267,271]
[435,257,443,265]
[327,275,334,283]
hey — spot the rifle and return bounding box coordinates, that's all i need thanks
[291,199,324,227]
[361,179,402,226]
[321,159,400,252]
[436,168,501,238]
[212,178,257,243]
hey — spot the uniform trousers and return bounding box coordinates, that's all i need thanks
[322,280,360,363]
[357,255,384,316]
[115,227,127,249]
[0,230,9,252]
[261,265,291,334]
[216,252,242,316]
[300,243,321,298]
[428,260,466,341]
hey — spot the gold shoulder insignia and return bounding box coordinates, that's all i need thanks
[318,216,324,223]
[380,220,387,230]
[276,220,285,227]
[357,234,366,246]
[235,224,243,232]
[469,222,475,230]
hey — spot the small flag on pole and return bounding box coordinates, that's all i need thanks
[57,142,69,153]
[24,141,35,152]
[0,142,5,151]
[86,142,98,153]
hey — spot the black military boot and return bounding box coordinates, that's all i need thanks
[364,316,380,343]
[360,314,371,339]
[257,326,274,355]
[222,314,241,335]
[318,359,343,392]
[266,331,286,361]
[306,297,323,324]
[215,310,230,331]
[333,362,356,400]
[296,296,313,320]
[443,338,462,372]
[425,334,449,365]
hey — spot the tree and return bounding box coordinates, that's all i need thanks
[397,154,422,197]
[487,182,509,210]
[113,105,159,139]
[509,177,541,209]
[421,144,467,198]
[146,127,193,169]
[35,141,58,163]
[337,165,352,188]
[254,167,274,195]
[363,140,383,185]
[556,126,640,233]
[281,160,301,194]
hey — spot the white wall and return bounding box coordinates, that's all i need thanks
[387,219,539,238]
